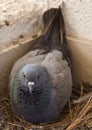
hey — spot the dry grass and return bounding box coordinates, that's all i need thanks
[0,83,92,130]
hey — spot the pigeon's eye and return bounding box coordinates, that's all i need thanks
[36,74,40,79]
[23,73,26,78]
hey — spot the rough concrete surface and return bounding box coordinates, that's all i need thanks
[0,0,63,45]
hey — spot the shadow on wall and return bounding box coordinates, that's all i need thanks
[0,38,39,97]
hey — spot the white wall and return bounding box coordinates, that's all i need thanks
[62,0,92,84]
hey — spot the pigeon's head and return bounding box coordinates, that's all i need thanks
[13,63,53,123]
[20,64,51,94]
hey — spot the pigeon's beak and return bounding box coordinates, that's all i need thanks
[28,82,35,92]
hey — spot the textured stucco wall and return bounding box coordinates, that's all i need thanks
[0,0,92,96]
[0,0,63,45]
[62,0,92,84]
[0,0,92,44]
[63,0,92,40]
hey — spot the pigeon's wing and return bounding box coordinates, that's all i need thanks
[42,50,72,111]
[9,49,46,96]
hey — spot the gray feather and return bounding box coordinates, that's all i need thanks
[9,8,72,123]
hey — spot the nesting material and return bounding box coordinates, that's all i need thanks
[0,83,92,130]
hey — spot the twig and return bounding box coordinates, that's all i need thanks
[7,122,25,128]
[73,92,92,104]
[66,97,92,130]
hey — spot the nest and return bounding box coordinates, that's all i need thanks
[0,83,92,130]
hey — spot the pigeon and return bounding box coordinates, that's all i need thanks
[9,7,72,123]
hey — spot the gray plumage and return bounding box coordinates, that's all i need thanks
[9,8,72,123]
